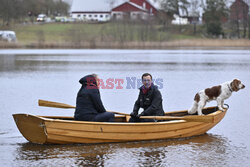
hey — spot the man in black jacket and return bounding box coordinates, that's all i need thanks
[74,74,114,122]
[129,73,165,122]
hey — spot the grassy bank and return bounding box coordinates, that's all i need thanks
[1,22,250,49]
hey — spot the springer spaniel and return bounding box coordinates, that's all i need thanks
[188,79,245,115]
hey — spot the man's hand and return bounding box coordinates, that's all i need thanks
[130,112,140,119]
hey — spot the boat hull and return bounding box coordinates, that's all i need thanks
[13,107,227,144]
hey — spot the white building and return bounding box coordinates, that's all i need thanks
[171,14,188,25]
[71,0,126,22]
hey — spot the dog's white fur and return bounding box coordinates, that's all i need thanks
[188,79,245,115]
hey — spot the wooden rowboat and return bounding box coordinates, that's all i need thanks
[13,106,227,144]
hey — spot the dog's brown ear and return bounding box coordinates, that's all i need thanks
[231,79,240,92]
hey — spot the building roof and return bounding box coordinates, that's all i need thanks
[71,0,126,12]
[128,2,148,11]
[71,0,159,12]
[112,1,148,12]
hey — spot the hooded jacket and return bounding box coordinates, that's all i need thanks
[132,83,165,116]
[74,75,106,121]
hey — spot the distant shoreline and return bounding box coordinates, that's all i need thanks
[1,22,249,50]
[1,39,250,49]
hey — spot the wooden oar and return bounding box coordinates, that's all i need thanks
[139,115,214,123]
[38,99,214,123]
[39,99,75,109]
[38,99,129,116]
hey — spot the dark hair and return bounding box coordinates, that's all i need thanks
[141,73,152,80]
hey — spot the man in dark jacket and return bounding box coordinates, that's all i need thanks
[129,73,165,122]
[74,74,114,122]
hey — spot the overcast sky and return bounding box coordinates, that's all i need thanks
[62,0,73,5]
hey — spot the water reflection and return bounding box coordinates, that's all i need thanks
[1,53,250,73]
[14,134,246,166]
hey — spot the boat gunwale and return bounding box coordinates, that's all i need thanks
[16,106,225,126]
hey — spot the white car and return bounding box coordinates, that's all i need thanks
[37,14,47,22]
[0,31,17,42]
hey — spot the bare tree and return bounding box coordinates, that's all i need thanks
[230,0,249,38]
[189,0,201,34]
[242,0,248,38]
[244,0,250,39]
[106,0,116,9]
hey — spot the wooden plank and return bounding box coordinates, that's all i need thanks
[45,122,212,142]
[46,134,118,144]
[140,115,215,123]
[44,120,203,133]
[45,123,211,144]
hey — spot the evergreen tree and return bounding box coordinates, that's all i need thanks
[203,0,229,37]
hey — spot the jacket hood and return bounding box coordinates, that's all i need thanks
[79,75,97,86]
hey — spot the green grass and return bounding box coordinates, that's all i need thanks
[12,23,74,44]
[10,22,204,45]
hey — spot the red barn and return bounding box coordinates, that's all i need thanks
[111,0,158,20]
[130,0,158,15]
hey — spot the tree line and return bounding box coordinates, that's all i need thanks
[0,0,69,26]
[1,0,249,39]
[160,0,250,39]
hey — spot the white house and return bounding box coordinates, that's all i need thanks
[71,0,126,22]
[171,14,188,25]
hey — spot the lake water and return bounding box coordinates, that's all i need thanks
[0,49,250,166]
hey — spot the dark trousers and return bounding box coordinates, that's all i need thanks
[92,112,115,122]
